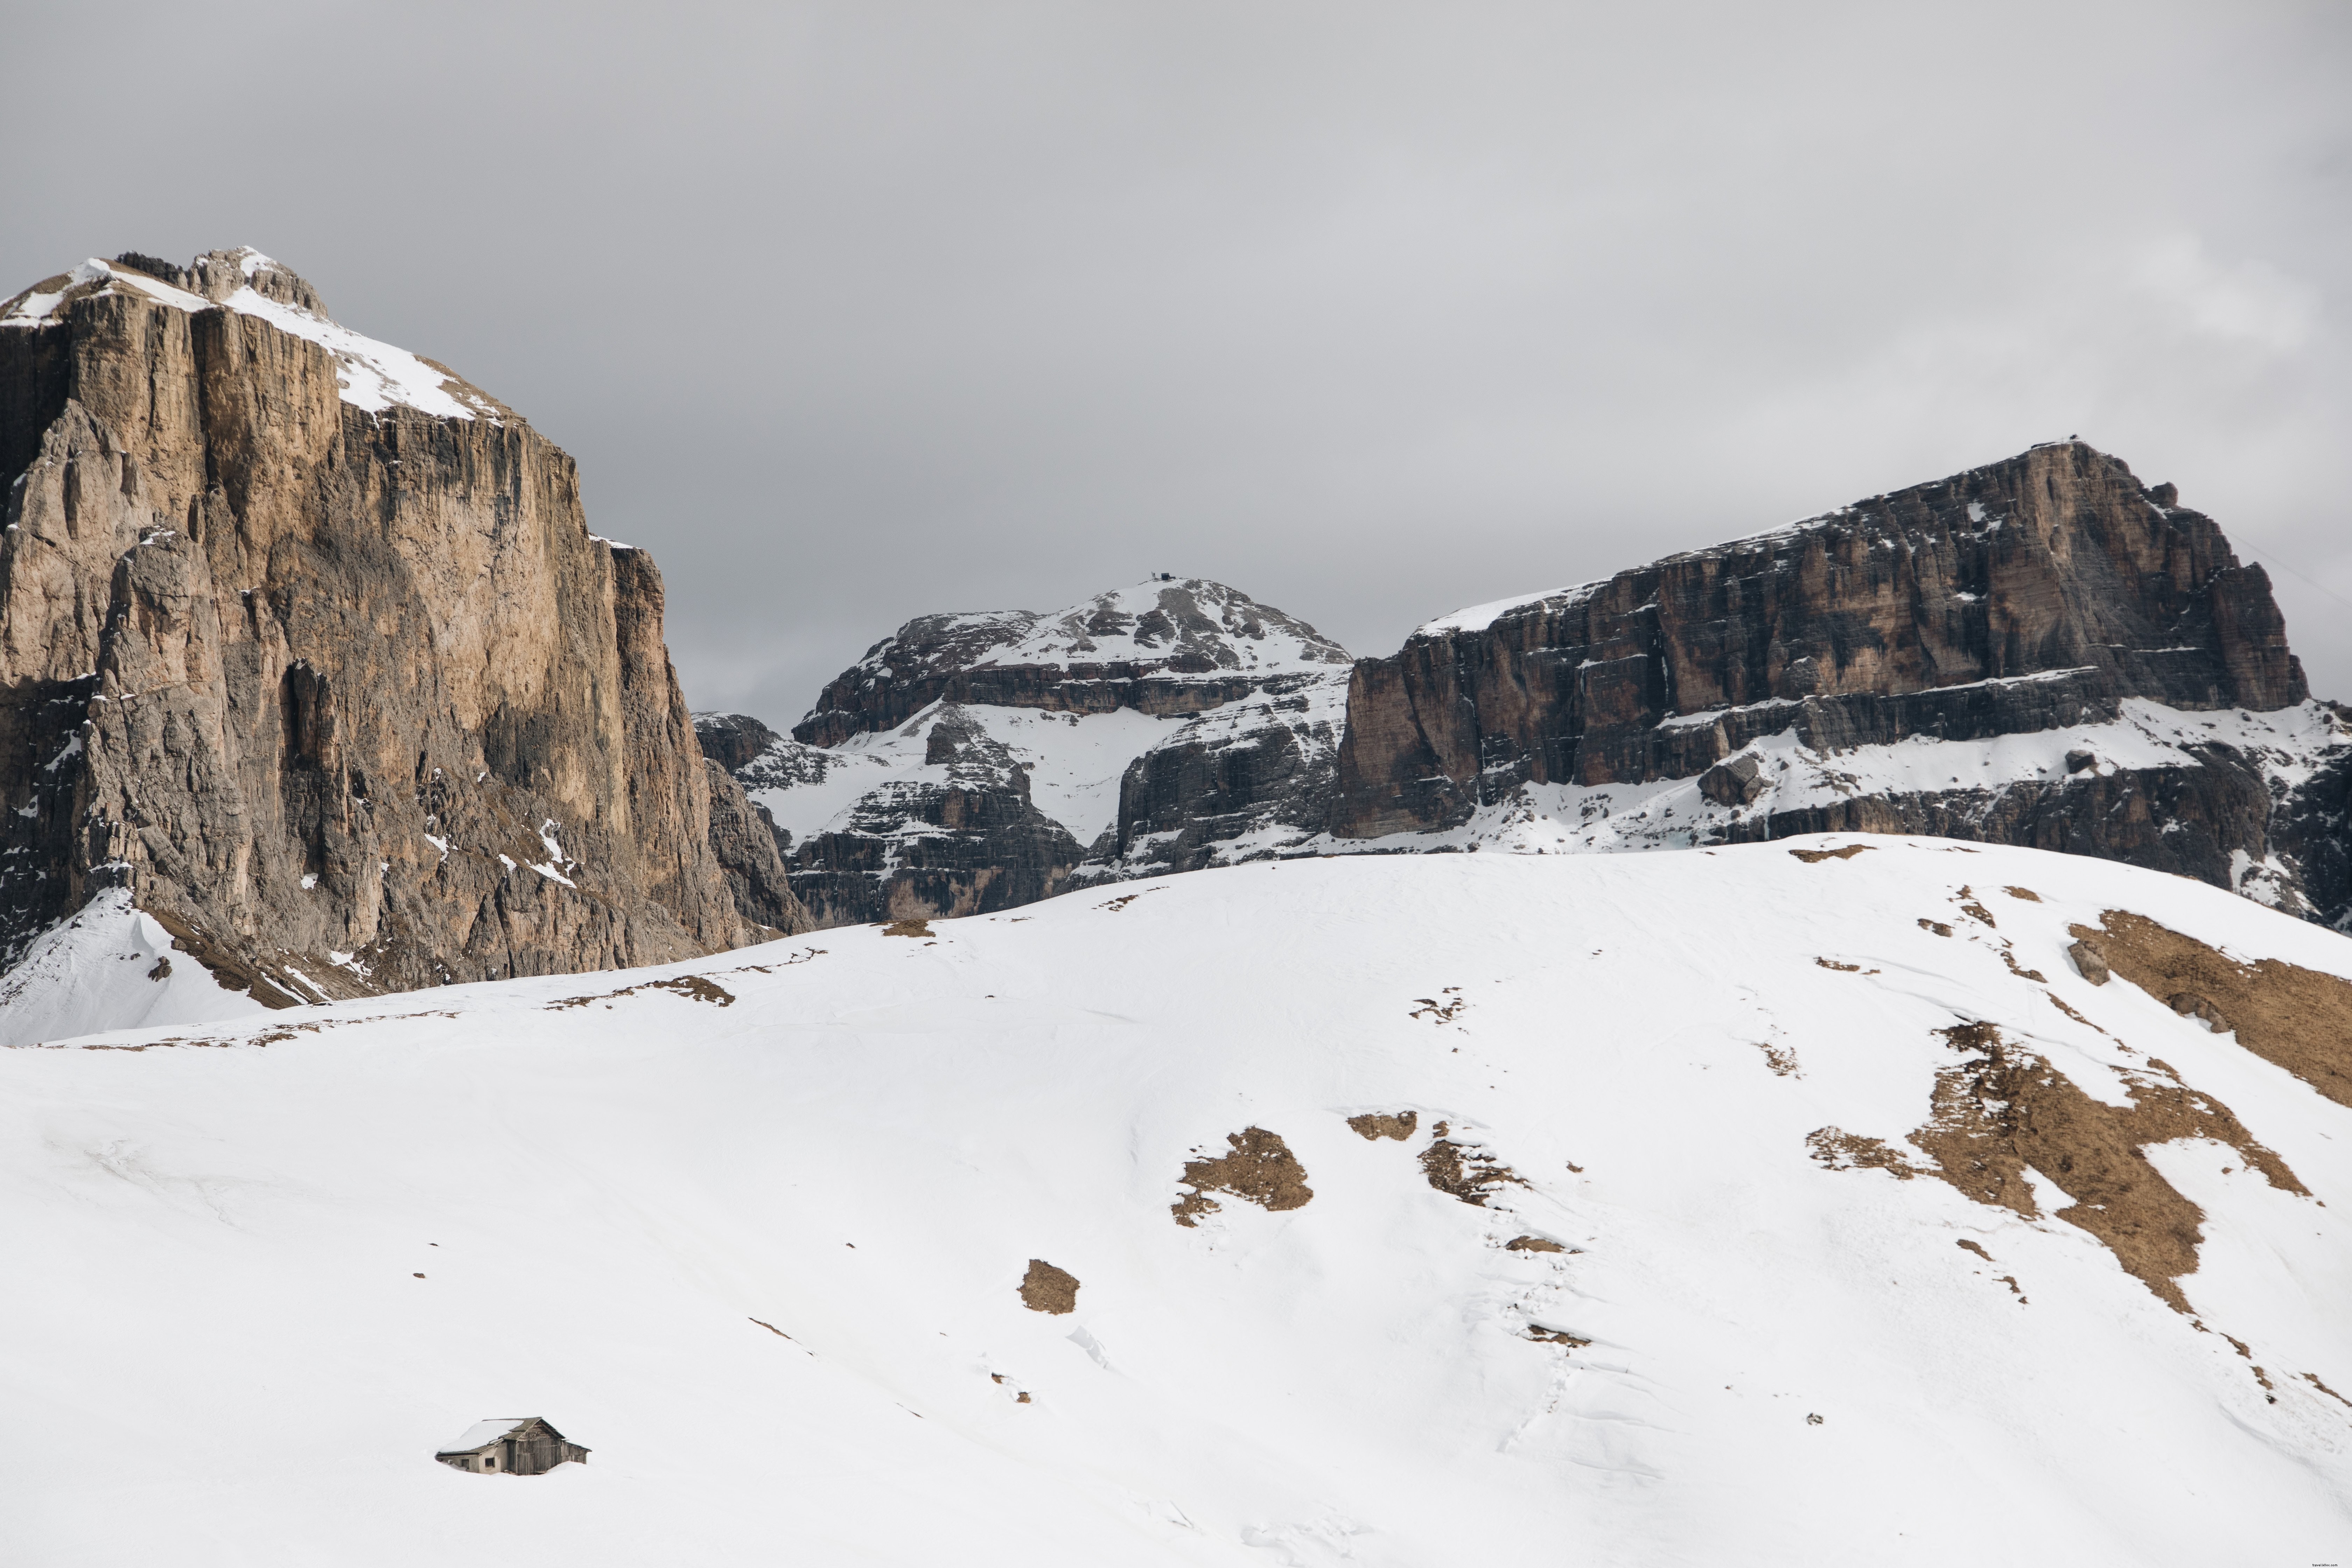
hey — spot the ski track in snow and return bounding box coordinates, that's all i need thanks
[3,839,2350,1564]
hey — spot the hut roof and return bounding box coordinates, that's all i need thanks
[438,1418,530,1455]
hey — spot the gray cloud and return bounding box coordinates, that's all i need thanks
[6,1,2346,722]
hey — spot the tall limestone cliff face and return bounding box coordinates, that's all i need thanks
[702,579,1353,924]
[0,250,804,1009]
[1332,442,2348,919]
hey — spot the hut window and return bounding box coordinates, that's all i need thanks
[484,1457,497,1468]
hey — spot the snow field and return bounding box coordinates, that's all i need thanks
[4,840,2350,1564]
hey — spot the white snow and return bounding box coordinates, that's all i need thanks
[982,581,1350,675]
[752,703,1196,849]
[439,1419,528,1455]
[0,890,265,1043]
[2,840,2348,1563]
[1415,581,1601,638]
[1304,699,2352,904]
[222,281,484,421]
[1,250,499,422]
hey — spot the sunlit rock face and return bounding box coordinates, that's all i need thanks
[0,249,801,1014]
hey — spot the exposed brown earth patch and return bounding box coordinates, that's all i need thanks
[1171,1128,1314,1226]
[1919,919,1953,937]
[1816,957,1862,972]
[1527,1326,1591,1347]
[1790,845,1874,863]
[1956,1239,1992,1260]
[2004,887,2043,902]
[2221,1332,2276,1395]
[1018,1258,1080,1314]
[1346,1111,1418,1141]
[749,1317,792,1340]
[2305,1372,2352,1408]
[1409,988,1465,1023]
[1997,947,2048,983]
[1957,889,1998,927]
[1505,1235,1567,1253]
[881,918,933,938]
[1806,1127,1920,1179]
[2046,994,2106,1033]
[1755,1041,1801,1077]
[2073,910,2352,1108]
[1905,1019,2307,1311]
[1419,1139,1525,1206]
[548,974,735,1009]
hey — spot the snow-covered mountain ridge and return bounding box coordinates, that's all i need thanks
[705,441,2352,936]
[700,578,1354,923]
[6,838,2350,1563]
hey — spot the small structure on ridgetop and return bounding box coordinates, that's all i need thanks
[434,1416,589,1476]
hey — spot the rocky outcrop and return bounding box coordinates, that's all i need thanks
[0,249,805,1018]
[773,705,1090,925]
[709,446,2347,931]
[1329,442,2345,921]
[701,580,1353,924]
[794,579,1351,743]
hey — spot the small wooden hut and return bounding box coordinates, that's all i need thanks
[434,1417,589,1475]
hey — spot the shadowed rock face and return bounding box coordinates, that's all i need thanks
[1330,443,2321,896]
[0,250,804,1010]
[702,580,1353,925]
[793,579,1351,745]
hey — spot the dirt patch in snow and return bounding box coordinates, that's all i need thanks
[1806,1127,1919,1179]
[881,918,932,938]
[1790,845,1873,863]
[1505,1235,1566,1253]
[2004,886,2042,902]
[1419,1139,1525,1206]
[1409,989,1465,1023]
[1905,1020,2308,1312]
[1918,919,1953,937]
[1755,1041,1801,1077]
[2073,910,2352,1109]
[2306,1372,2352,1409]
[548,974,735,1009]
[1526,1326,1591,1347]
[1172,1128,1314,1226]
[1018,1259,1080,1314]
[1346,1111,1418,1141]
[1997,947,2047,983]
[2046,993,2107,1034]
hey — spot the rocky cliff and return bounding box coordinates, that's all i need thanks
[0,249,804,1018]
[701,579,1352,923]
[1331,442,2349,922]
[710,443,2348,930]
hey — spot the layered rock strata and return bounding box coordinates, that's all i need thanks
[0,249,804,1016]
[700,579,1352,924]
[1331,443,2349,922]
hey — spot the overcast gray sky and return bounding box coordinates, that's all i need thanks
[6,2,2347,722]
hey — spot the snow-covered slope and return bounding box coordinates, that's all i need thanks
[7,838,2350,1564]
[0,889,266,1039]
